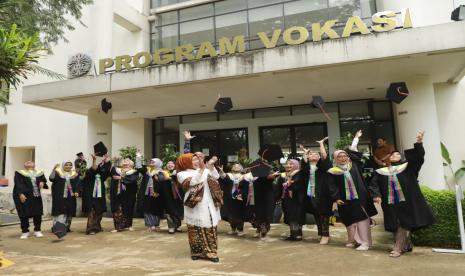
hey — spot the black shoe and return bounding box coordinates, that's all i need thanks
[210,257,219,263]
[191,256,200,261]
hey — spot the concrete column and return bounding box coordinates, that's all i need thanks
[88,108,113,157]
[90,0,114,60]
[394,76,445,190]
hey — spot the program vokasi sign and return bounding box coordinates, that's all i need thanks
[99,9,413,74]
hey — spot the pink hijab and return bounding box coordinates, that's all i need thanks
[287,159,300,171]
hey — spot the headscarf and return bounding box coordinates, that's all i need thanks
[333,150,347,162]
[287,159,300,172]
[151,158,163,170]
[176,153,194,172]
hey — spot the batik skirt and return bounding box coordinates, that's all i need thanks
[187,225,218,259]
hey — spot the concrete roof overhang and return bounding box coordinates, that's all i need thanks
[23,21,465,120]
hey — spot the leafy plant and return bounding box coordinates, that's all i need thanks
[160,144,179,165]
[441,142,465,189]
[119,146,140,163]
[335,132,354,150]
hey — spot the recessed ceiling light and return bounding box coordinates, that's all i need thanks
[367,87,375,90]
[277,96,285,99]
[132,112,137,114]
[201,105,206,107]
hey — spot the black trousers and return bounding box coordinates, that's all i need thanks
[20,216,42,233]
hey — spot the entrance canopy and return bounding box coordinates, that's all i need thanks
[23,21,465,120]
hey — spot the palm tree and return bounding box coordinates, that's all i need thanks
[0,24,64,107]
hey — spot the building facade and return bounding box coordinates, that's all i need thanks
[1,0,465,210]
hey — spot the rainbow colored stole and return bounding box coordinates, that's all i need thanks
[56,169,77,198]
[328,164,359,200]
[19,170,43,197]
[244,173,256,206]
[307,165,317,198]
[376,163,408,204]
[145,169,158,196]
[228,173,243,199]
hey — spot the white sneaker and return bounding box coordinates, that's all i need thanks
[128,227,134,232]
[237,231,245,237]
[356,245,370,251]
[34,231,44,238]
[20,232,29,239]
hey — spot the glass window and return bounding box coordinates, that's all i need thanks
[261,126,292,159]
[152,24,178,49]
[284,0,328,28]
[219,129,249,166]
[339,101,370,121]
[248,0,283,9]
[182,113,217,123]
[161,116,180,133]
[248,4,284,37]
[180,4,213,21]
[371,101,392,121]
[219,110,252,121]
[190,130,217,155]
[295,124,327,154]
[180,17,214,46]
[372,121,395,146]
[215,0,247,14]
[340,120,372,144]
[157,11,178,26]
[360,0,377,18]
[216,11,248,39]
[255,106,290,118]
[155,133,180,157]
[329,0,362,22]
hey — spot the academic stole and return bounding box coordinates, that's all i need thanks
[63,175,74,198]
[93,174,103,198]
[28,171,40,197]
[145,172,156,196]
[245,174,255,206]
[388,174,406,204]
[281,174,291,199]
[229,174,242,199]
[343,170,358,200]
[307,165,317,197]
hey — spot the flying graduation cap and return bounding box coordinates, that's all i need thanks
[246,159,273,178]
[214,96,233,113]
[386,82,410,104]
[311,96,332,120]
[93,141,108,157]
[258,144,284,162]
[101,98,112,114]
[52,221,68,239]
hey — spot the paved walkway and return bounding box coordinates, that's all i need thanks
[1,218,464,275]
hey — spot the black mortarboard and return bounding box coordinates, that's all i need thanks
[93,141,108,157]
[76,152,83,157]
[247,159,273,178]
[386,82,409,104]
[52,222,67,239]
[214,97,233,113]
[311,96,332,120]
[101,98,112,114]
[258,144,284,162]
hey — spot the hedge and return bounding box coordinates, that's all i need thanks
[412,186,465,248]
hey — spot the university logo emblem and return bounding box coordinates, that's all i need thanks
[67,53,93,78]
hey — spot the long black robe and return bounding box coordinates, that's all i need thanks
[168,170,184,220]
[136,168,165,217]
[50,169,79,217]
[277,171,307,225]
[301,158,333,216]
[240,173,256,223]
[158,170,182,223]
[253,176,275,225]
[369,143,436,232]
[220,173,245,222]
[110,167,139,216]
[13,170,47,218]
[328,150,378,226]
[82,162,111,214]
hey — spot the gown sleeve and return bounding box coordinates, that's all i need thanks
[405,143,425,178]
[38,174,48,189]
[328,175,340,202]
[183,140,191,154]
[368,172,382,198]
[13,172,27,197]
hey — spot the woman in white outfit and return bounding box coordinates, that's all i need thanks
[176,153,223,263]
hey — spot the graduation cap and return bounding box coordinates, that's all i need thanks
[246,159,273,178]
[386,82,409,104]
[311,96,332,120]
[52,222,67,239]
[93,141,108,157]
[214,97,233,113]
[76,152,83,157]
[101,98,112,114]
[258,144,284,162]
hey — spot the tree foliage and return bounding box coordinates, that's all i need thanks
[0,0,93,51]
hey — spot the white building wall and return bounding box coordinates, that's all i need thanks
[434,81,465,188]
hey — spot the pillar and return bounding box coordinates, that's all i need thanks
[394,76,445,190]
[87,108,112,157]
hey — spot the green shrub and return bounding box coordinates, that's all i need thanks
[412,186,465,248]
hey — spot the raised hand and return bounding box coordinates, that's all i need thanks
[91,154,97,161]
[53,163,60,170]
[416,131,425,143]
[316,137,329,144]
[184,131,196,141]
[355,130,363,139]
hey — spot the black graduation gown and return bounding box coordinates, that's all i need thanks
[110,168,139,216]
[370,143,436,232]
[277,171,307,225]
[158,171,182,221]
[50,170,79,217]
[253,176,275,225]
[137,169,165,217]
[82,162,111,214]
[220,173,245,222]
[328,150,378,226]
[13,170,47,218]
[168,170,184,220]
[240,174,256,223]
[302,158,333,216]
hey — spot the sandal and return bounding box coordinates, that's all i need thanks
[389,251,402,258]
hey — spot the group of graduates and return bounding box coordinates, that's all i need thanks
[12,129,436,260]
